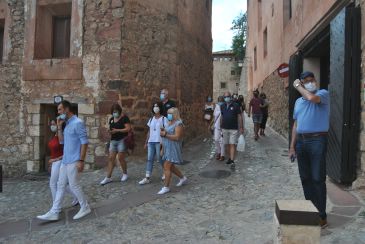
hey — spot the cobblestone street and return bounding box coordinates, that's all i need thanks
[1,118,365,243]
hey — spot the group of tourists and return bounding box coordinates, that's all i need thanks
[37,71,329,228]
[37,89,186,221]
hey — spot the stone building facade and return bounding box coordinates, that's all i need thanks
[0,0,212,177]
[212,50,242,100]
[247,0,365,187]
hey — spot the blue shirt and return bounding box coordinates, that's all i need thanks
[293,89,330,133]
[61,115,89,164]
[221,103,241,130]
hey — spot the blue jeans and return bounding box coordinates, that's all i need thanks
[296,135,328,219]
[146,142,163,177]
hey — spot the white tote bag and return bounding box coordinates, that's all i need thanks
[237,135,246,152]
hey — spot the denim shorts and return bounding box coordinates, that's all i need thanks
[109,139,126,153]
[252,114,263,124]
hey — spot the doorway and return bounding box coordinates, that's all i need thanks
[288,4,361,185]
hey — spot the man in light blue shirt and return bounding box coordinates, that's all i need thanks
[37,100,91,221]
[289,71,330,228]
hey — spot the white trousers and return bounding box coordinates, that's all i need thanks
[214,128,225,156]
[49,160,77,202]
[51,162,89,213]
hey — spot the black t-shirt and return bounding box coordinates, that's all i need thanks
[161,99,176,116]
[109,116,130,141]
[221,103,241,130]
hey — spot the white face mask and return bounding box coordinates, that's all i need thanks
[304,82,317,93]
[50,125,57,132]
[153,107,160,114]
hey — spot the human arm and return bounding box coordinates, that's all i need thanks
[144,131,150,149]
[238,113,244,134]
[293,79,321,104]
[56,119,65,144]
[289,121,297,160]
[77,121,89,172]
[161,125,183,141]
[248,101,252,117]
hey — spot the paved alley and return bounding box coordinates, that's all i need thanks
[1,118,364,243]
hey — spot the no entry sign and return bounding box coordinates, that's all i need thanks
[277,63,289,78]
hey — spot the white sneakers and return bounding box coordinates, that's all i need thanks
[37,207,91,221]
[100,174,128,185]
[157,187,170,195]
[138,178,151,185]
[176,176,188,187]
[37,211,59,221]
[121,174,129,182]
[100,177,113,185]
[157,176,188,195]
[73,206,91,220]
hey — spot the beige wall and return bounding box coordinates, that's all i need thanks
[247,0,336,91]
[213,55,241,100]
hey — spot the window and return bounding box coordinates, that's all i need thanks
[283,0,292,26]
[0,19,4,63]
[34,2,72,59]
[52,16,71,58]
[220,82,227,89]
[263,27,268,57]
[254,47,257,70]
[231,70,235,75]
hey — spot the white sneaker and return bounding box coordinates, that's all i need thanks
[121,174,128,182]
[157,187,170,195]
[100,177,112,185]
[176,176,188,187]
[161,174,165,181]
[73,206,91,220]
[139,178,151,185]
[37,211,59,221]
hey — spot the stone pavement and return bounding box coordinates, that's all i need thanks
[0,117,365,243]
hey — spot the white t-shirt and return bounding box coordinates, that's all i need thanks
[147,116,168,143]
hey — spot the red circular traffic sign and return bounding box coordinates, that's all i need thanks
[277,63,289,78]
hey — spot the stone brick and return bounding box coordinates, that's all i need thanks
[28,126,42,137]
[95,145,106,157]
[97,101,115,115]
[95,156,108,168]
[85,117,96,126]
[89,127,99,139]
[78,104,95,115]
[32,114,41,125]
[107,80,130,91]
[27,160,34,172]
[27,104,40,114]
[111,0,123,8]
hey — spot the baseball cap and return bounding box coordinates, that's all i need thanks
[300,71,315,80]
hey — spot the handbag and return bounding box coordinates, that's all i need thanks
[124,128,135,153]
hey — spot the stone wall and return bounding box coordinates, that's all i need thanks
[0,0,212,177]
[260,73,289,139]
[0,1,27,176]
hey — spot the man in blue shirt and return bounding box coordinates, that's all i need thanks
[289,71,330,228]
[37,100,91,221]
[221,92,244,167]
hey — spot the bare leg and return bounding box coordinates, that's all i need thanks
[171,165,183,178]
[118,152,127,174]
[106,152,118,178]
[163,161,172,187]
[229,144,236,161]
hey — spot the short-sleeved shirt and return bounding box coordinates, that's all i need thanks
[147,116,168,143]
[109,115,130,141]
[249,97,263,115]
[221,103,241,130]
[48,136,63,159]
[61,115,89,164]
[161,99,176,116]
[293,89,330,134]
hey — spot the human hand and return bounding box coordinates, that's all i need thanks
[240,128,244,135]
[77,161,84,172]
[293,79,302,89]
[289,147,296,162]
[144,143,147,150]
[110,128,118,134]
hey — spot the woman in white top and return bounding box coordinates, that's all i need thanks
[211,96,225,161]
[139,103,168,185]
